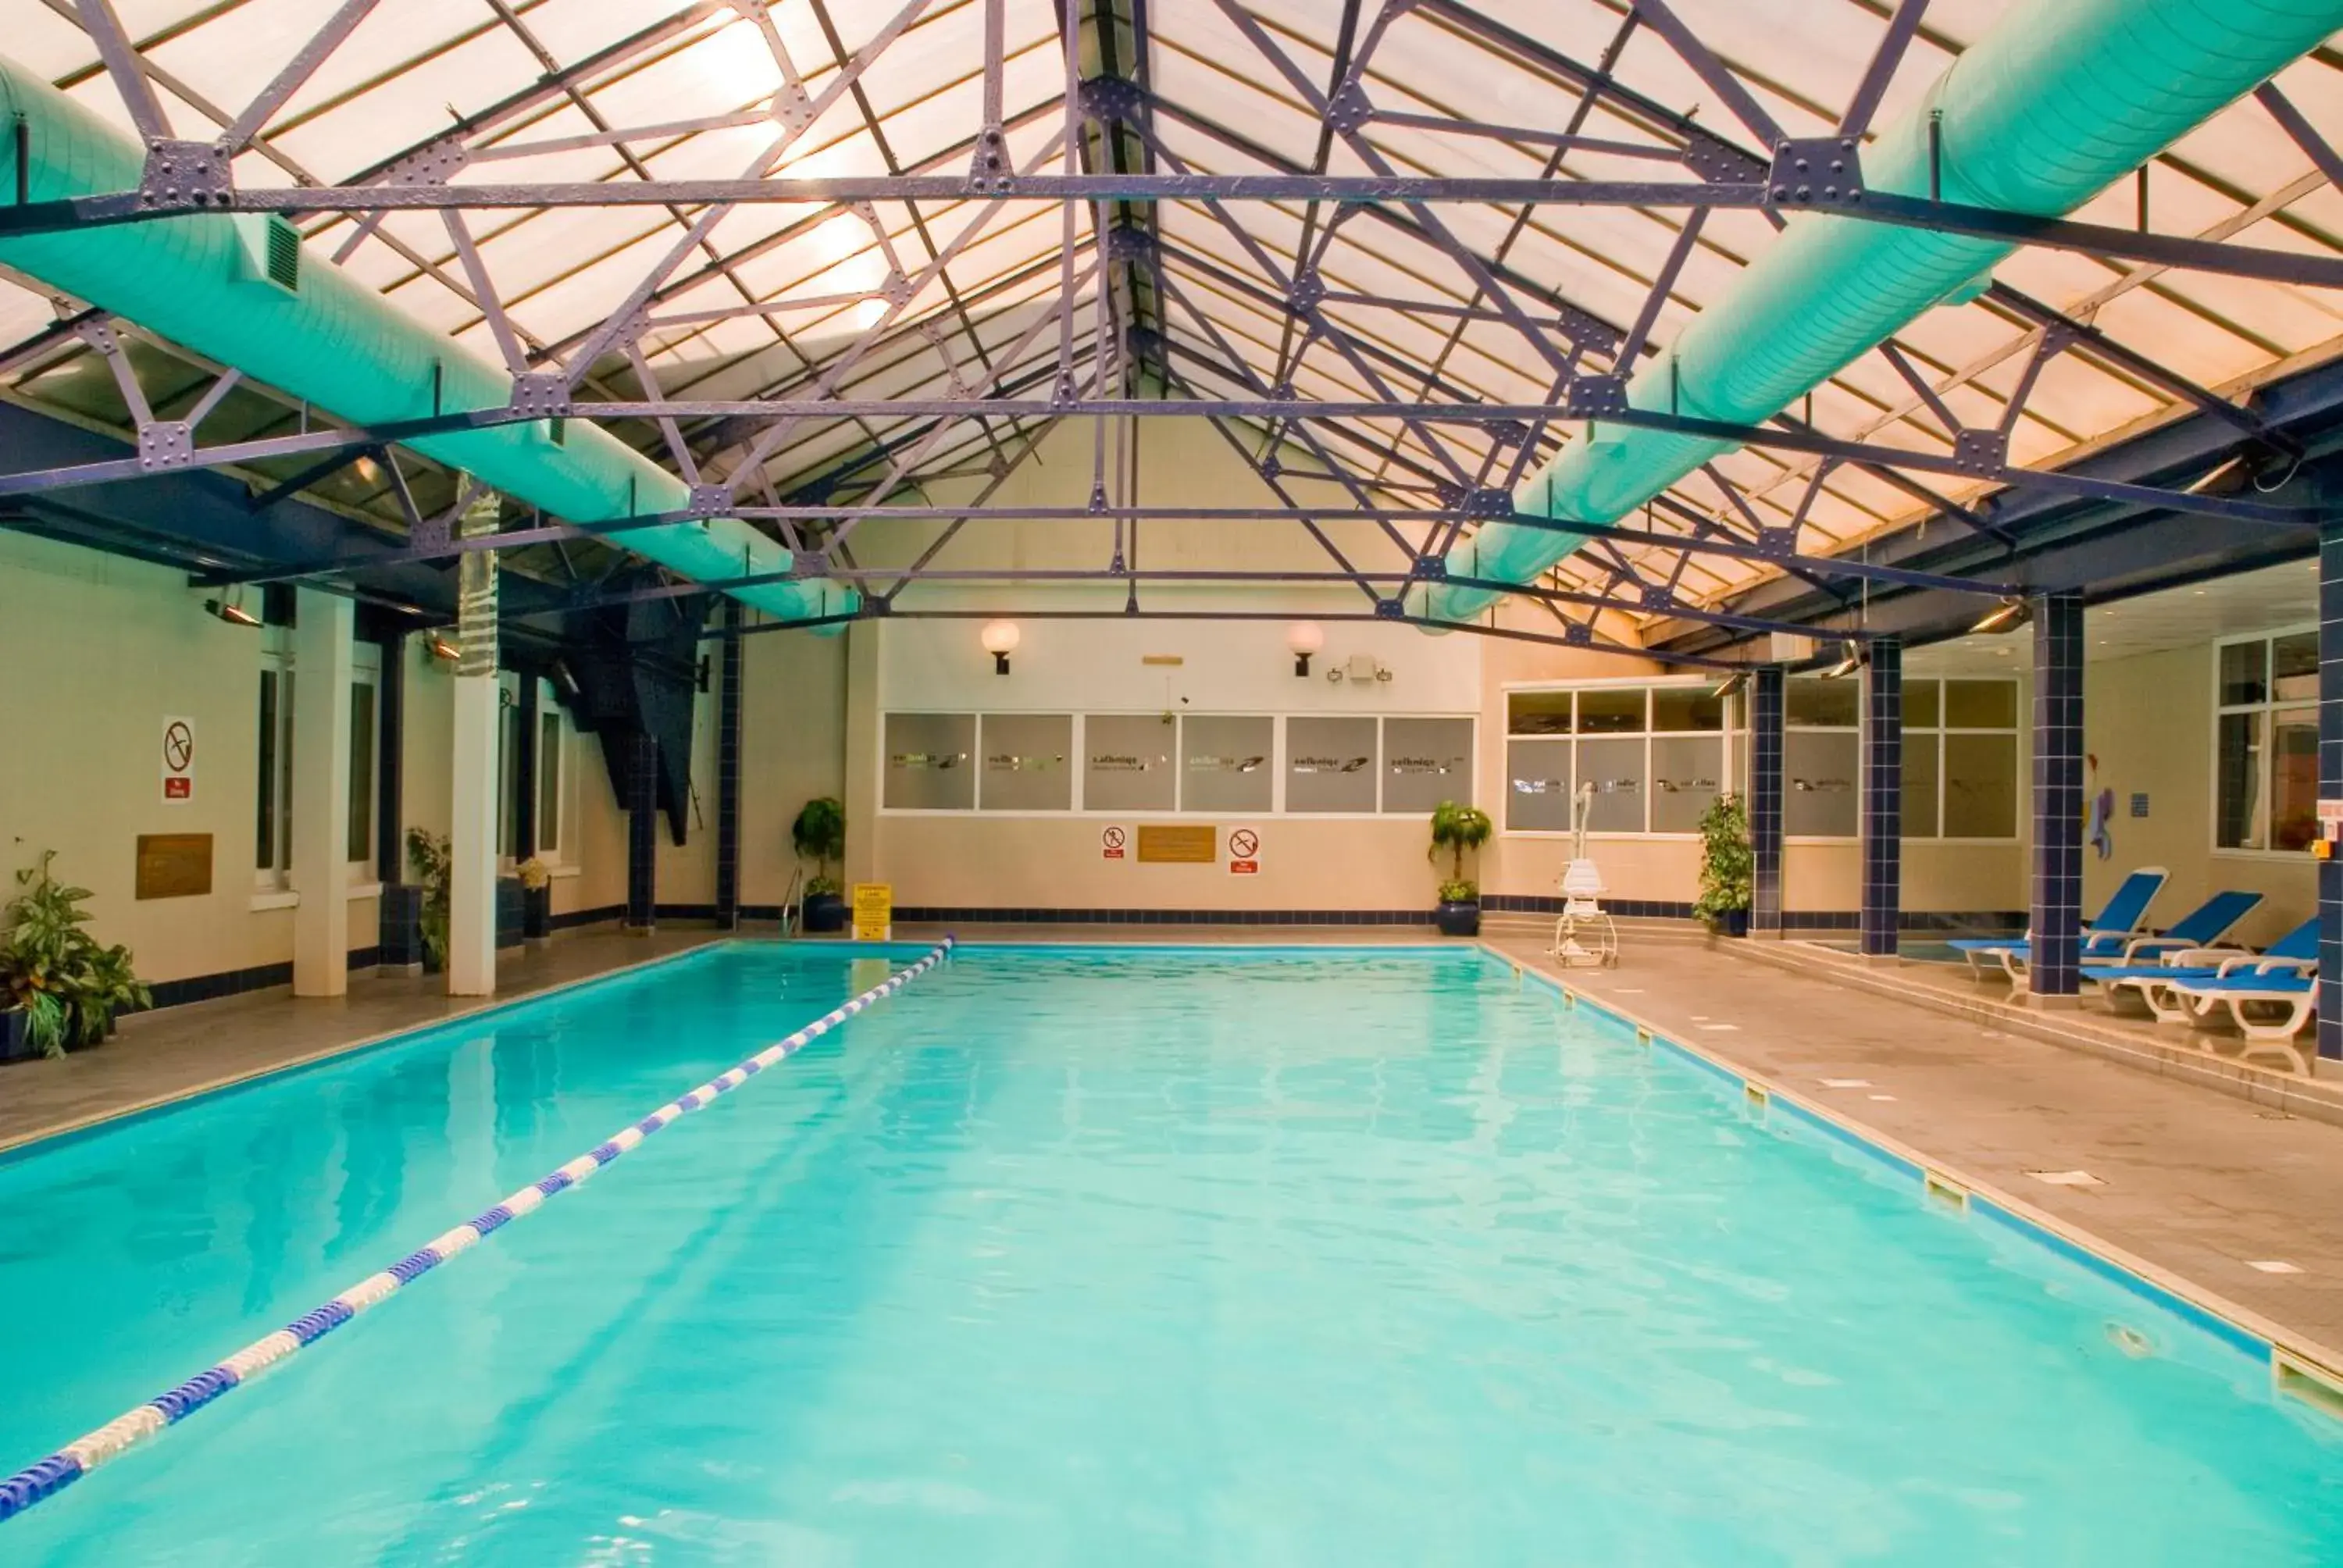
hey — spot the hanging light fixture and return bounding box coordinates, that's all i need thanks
[1821,643,1862,679]
[203,589,262,628]
[1969,596,2031,635]
[980,618,1021,675]
[1286,620,1325,677]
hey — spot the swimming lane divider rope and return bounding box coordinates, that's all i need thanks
[0,936,957,1526]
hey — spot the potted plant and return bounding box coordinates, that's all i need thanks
[1693,793,1753,938]
[405,828,452,971]
[2,850,150,1061]
[792,796,849,934]
[1427,800,1493,938]
[517,856,553,942]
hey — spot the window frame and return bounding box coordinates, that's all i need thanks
[255,631,295,890]
[2212,623,2320,861]
[1899,676,2023,846]
[345,648,381,877]
[535,686,571,866]
[874,711,1477,818]
[1500,676,1740,840]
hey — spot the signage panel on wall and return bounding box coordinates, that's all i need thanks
[1228,825,1261,875]
[1101,825,1128,861]
[160,715,196,804]
[1137,825,1216,864]
[852,882,893,942]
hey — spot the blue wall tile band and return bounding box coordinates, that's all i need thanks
[0,937,956,1527]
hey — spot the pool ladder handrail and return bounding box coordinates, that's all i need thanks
[779,865,804,938]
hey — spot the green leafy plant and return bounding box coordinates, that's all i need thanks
[2,850,149,1058]
[1428,800,1493,905]
[405,828,452,970]
[792,796,847,899]
[1693,793,1754,928]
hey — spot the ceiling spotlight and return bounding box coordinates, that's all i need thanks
[1286,619,1325,677]
[1821,643,1861,679]
[1969,597,2031,635]
[203,593,262,628]
[980,618,1021,675]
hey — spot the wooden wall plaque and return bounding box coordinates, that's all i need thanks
[1136,825,1217,864]
[136,834,213,900]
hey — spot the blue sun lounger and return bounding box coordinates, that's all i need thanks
[2082,913,2312,1023]
[1947,867,2168,982]
[2163,969,2317,1058]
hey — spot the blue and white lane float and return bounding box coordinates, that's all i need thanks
[0,937,955,1525]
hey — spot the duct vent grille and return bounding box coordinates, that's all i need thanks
[263,218,301,293]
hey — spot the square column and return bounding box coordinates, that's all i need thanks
[715,602,744,930]
[2322,524,2343,1061]
[1861,638,1902,958]
[448,492,500,996]
[289,588,353,996]
[1749,666,1785,937]
[2028,591,2086,1003]
[626,731,659,933]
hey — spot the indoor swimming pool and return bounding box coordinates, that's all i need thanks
[3,942,2339,1563]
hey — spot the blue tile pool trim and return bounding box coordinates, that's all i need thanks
[0,937,958,1527]
[1510,951,2341,1397]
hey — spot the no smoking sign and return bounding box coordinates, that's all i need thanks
[160,716,197,805]
[1229,826,1261,875]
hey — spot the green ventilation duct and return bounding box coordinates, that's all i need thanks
[0,59,852,625]
[1425,0,2343,625]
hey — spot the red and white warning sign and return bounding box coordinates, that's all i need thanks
[1228,825,1261,875]
[1101,824,1128,861]
[160,716,196,805]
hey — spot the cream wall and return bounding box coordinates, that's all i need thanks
[0,532,380,984]
[2084,643,2313,946]
[742,626,850,907]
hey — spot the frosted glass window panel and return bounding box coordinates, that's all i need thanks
[1382,718,1475,814]
[1649,736,1724,835]
[1577,737,1646,833]
[2273,634,2318,704]
[1286,717,1380,814]
[979,715,1073,812]
[2272,708,2319,851]
[1785,731,1860,838]
[1085,715,1179,813]
[885,714,975,810]
[1180,716,1276,814]
[1506,739,1575,832]
[1943,733,2017,839]
[1904,732,1942,839]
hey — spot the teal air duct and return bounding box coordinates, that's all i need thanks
[0,59,851,625]
[1426,0,2343,625]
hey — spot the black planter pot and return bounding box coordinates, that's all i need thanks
[2,1007,34,1065]
[1434,900,1482,938]
[803,892,848,934]
[1714,907,1751,939]
[522,885,553,942]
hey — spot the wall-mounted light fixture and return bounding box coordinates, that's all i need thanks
[1969,596,2031,635]
[202,588,261,628]
[1286,620,1325,677]
[981,618,1021,675]
[1821,643,1862,679]
[427,632,461,664]
[1711,669,1750,700]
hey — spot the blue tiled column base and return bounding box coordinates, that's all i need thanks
[2321,525,2343,1060]
[2031,592,2085,1000]
[1750,665,1785,936]
[626,732,658,932]
[1861,639,1902,957]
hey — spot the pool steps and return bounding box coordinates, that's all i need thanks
[1531,953,2343,1426]
[0,937,956,1527]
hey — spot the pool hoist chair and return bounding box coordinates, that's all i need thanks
[1550,782,1617,969]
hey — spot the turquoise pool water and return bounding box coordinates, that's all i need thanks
[3,942,2340,1563]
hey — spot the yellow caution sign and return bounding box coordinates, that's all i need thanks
[852,882,893,942]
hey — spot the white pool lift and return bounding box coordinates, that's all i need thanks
[1550,782,1617,968]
